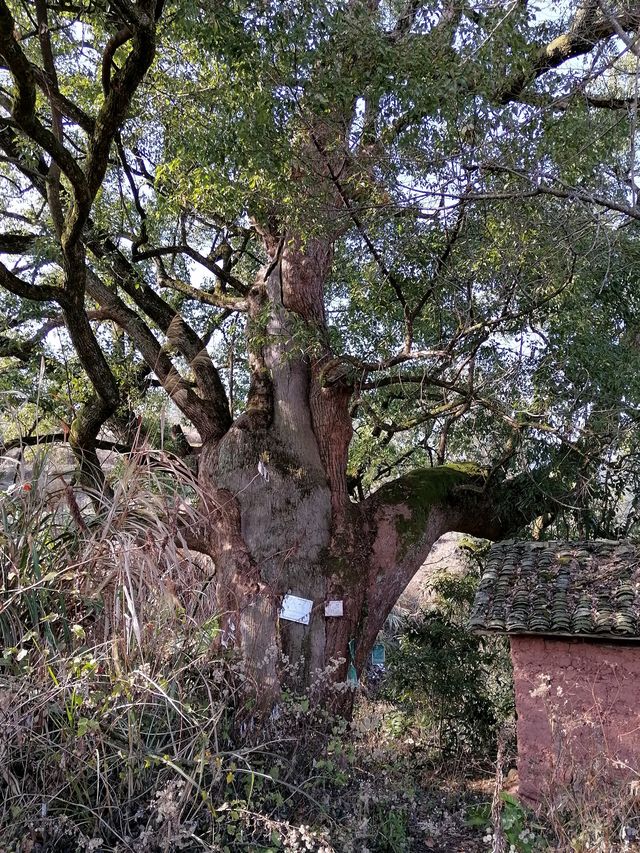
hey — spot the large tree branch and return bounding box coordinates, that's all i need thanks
[62,301,121,489]
[0,310,111,361]
[0,432,130,454]
[85,3,157,203]
[0,0,230,479]
[133,243,249,294]
[87,237,233,438]
[500,2,640,102]
[34,0,66,236]
[0,120,48,196]
[0,0,159,253]
[387,3,640,140]
[365,451,583,566]
[85,269,226,441]
[357,455,581,658]
[0,2,90,223]
[156,269,248,312]
[30,62,95,134]
[0,258,64,302]
[0,126,233,444]
[0,233,38,253]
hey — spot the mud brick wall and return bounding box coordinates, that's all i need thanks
[510,636,640,803]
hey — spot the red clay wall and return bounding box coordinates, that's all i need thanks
[510,636,640,804]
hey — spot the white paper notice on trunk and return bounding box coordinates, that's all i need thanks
[279,594,313,625]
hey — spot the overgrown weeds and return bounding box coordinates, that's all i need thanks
[0,449,339,850]
[6,449,639,851]
[0,446,213,657]
[0,448,431,851]
[544,776,640,853]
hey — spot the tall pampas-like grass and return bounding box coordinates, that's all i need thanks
[0,445,216,660]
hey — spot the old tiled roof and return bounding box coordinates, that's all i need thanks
[469,540,640,641]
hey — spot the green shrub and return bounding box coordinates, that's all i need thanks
[384,568,513,757]
[467,792,546,852]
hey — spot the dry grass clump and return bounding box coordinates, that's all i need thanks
[0,448,214,654]
[541,766,640,852]
[0,449,336,852]
[2,645,231,850]
[1,643,337,851]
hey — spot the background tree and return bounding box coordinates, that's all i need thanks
[2,0,640,705]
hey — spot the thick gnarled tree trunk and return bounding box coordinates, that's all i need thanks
[199,236,347,703]
[196,234,518,710]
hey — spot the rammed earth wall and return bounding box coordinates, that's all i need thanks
[511,636,640,803]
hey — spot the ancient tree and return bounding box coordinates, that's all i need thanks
[2,0,640,701]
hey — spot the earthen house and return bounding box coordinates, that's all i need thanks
[470,540,640,804]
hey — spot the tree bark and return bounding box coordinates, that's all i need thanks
[194,235,530,713]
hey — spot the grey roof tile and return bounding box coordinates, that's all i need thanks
[469,540,640,642]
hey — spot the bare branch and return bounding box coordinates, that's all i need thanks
[30,62,95,133]
[469,162,640,220]
[133,243,249,294]
[0,431,130,454]
[0,257,64,302]
[156,270,248,312]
